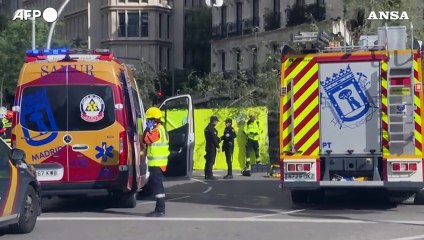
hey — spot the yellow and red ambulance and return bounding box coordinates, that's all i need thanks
[12,49,195,207]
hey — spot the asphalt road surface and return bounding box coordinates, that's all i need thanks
[2,170,424,240]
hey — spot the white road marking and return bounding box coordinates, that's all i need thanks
[167,196,191,201]
[202,186,213,194]
[37,217,374,223]
[136,196,190,206]
[385,220,424,225]
[136,201,155,206]
[246,208,308,219]
[191,178,208,185]
[390,234,424,240]
[191,177,213,194]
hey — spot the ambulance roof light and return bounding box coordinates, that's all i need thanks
[25,48,115,62]
[26,48,69,56]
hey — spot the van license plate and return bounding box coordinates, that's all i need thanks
[36,169,61,181]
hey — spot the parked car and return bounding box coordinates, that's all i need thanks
[0,138,41,233]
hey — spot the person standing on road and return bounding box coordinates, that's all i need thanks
[143,107,170,217]
[221,118,236,179]
[243,115,262,176]
[204,116,220,180]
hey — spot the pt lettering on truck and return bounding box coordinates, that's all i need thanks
[322,142,332,148]
[31,146,63,161]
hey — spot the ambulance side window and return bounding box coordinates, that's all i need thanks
[119,73,136,131]
[131,88,143,133]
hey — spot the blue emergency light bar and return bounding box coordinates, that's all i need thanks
[26,48,111,56]
[26,48,70,56]
[25,48,114,62]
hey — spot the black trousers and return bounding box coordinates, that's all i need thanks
[224,147,234,175]
[204,148,217,178]
[148,166,165,212]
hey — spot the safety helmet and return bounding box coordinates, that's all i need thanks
[146,107,162,120]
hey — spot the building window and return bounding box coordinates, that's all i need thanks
[159,13,162,38]
[273,0,280,12]
[128,0,139,2]
[167,15,170,39]
[118,12,126,37]
[296,0,305,5]
[236,2,242,33]
[167,48,170,70]
[221,52,226,72]
[127,12,139,37]
[141,12,149,37]
[142,0,148,2]
[159,47,163,70]
[118,11,148,38]
[253,0,259,20]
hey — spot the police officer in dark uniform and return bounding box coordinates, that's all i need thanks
[204,116,220,180]
[221,118,236,179]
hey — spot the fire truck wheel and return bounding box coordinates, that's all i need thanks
[414,190,424,205]
[291,190,308,204]
[308,190,325,204]
[291,190,324,204]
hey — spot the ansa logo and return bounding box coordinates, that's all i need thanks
[368,11,409,20]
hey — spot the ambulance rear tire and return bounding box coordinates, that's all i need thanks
[291,190,308,204]
[119,191,137,208]
[10,186,39,234]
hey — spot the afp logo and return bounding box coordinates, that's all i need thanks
[13,8,58,23]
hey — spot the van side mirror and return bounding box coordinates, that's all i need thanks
[9,148,26,165]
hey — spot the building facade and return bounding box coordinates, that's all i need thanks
[210,0,343,73]
[21,0,205,72]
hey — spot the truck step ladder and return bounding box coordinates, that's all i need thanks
[386,23,416,155]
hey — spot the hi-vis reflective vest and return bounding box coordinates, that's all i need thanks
[147,124,170,167]
[244,121,261,141]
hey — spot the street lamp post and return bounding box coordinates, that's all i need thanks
[32,17,36,49]
[47,0,70,49]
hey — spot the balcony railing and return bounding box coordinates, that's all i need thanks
[264,11,281,31]
[211,17,260,39]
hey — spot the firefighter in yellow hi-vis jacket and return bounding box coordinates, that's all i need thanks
[143,107,170,217]
[0,111,12,145]
[242,115,262,176]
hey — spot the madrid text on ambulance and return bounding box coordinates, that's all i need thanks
[368,11,409,20]
[12,8,58,23]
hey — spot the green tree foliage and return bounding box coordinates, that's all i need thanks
[134,61,165,107]
[0,16,69,105]
[181,49,281,114]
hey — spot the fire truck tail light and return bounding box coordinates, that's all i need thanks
[409,163,418,171]
[303,164,311,171]
[287,164,296,172]
[286,163,312,172]
[391,162,418,172]
[392,163,400,171]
